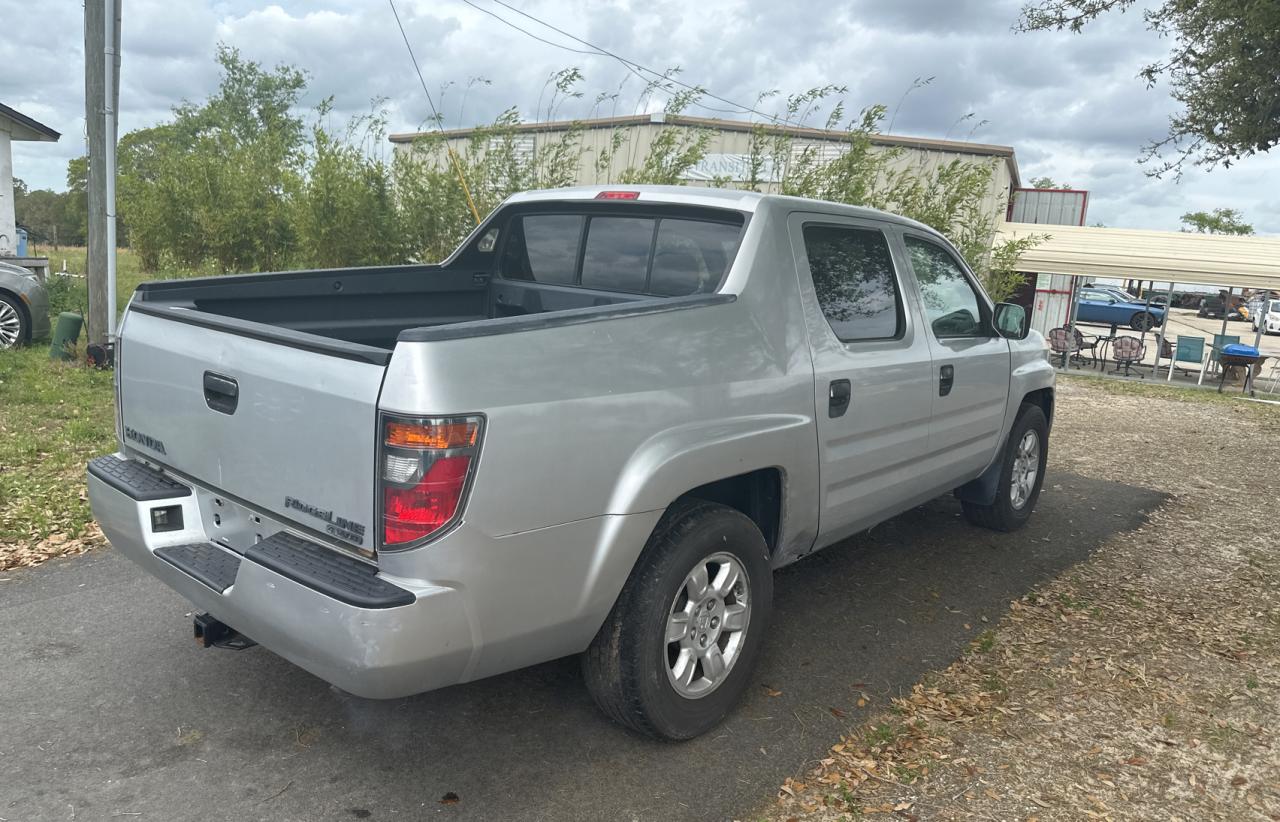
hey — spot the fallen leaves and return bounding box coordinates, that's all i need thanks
[768,381,1280,822]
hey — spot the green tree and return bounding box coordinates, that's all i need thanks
[1179,207,1254,235]
[757,97,1038,302]
[294,101,402,268]
[64,157,88,245]
[1030,176,1071,189]
[1017,0,1280,175]
[117,44,306,272]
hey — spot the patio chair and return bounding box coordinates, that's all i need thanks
[1072,327,1100,368]
[1266,359,1280,394]
[1208,333,1241,377]
[1165,335,1206,382]
[1109,335,1146,378]
[1047,327,1079,369]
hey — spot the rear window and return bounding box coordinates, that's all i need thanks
[499,212,741,296]
[581,217,653,292]
[499,214,582,285]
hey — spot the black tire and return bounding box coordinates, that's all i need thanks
[1130,311,1157,332]
[961,405,1049,532]
[0,293,29,350]
[582,499,772,741]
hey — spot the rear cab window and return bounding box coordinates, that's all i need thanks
[496,205,744,297]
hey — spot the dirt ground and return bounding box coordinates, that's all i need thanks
[766,377,1280,822]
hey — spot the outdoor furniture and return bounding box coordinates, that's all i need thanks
[1207,333,1241,378]
[1072,327,1100,368]
[1109,335,1146,377]
[1215,343,1267,397]
[1266,359,1280,394]
[1047,327,1080,369]
[1165,335,1206,382]
[1092,323,1121,368]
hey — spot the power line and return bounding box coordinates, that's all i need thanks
[387,0,482,224]
[470,0,789,124]
[457,0,749,118]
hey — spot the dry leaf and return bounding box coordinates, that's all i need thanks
[439,792,459,805]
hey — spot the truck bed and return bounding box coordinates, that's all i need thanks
[130,261,668,358]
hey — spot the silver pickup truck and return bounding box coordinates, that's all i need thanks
[88,185,1053,740]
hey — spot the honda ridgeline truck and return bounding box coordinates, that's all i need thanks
[88,186,1054,740]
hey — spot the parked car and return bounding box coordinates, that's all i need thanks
[1198,296,1246,322]
[0,260,51,349]
[87,186,1055,740]
[1077,286,1165,331]
[1252,298,1280,335]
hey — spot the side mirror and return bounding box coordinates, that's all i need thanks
[993,302,1029,340]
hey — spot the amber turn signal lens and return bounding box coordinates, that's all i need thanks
[385,420,479,450]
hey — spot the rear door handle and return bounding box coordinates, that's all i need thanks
[828,379,851,418]
[939,364,954,397]
[203,372,239,415]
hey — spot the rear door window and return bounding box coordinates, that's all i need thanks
[802,224,903,342]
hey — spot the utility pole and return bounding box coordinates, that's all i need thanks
[84,0,121,349]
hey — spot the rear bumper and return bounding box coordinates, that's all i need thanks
[87,457,473,699]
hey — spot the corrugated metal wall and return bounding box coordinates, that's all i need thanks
[1008,188,1088,227]
[1008,188,1091,335]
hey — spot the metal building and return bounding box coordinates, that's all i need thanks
[390,113,1021,229]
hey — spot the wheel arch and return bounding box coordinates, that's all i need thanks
[956,391,1052,506]
[673,467,783,557]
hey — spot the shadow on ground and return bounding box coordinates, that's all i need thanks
[0,473,1166,822]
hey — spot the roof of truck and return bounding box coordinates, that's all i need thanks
[505,185,936,233]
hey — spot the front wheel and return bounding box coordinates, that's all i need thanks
[1130,312,1158,332]
[962,405,1049,532]
[0,294,28,350]
[583,500,772,740]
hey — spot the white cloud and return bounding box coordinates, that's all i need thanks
[2,0,1277,234]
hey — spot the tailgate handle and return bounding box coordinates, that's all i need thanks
[203,372,239,415]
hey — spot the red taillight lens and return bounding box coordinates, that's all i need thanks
[380,415,482,550]
[383,455,472,545]
[595,190,640,200]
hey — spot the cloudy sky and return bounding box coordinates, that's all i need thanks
[3,0,1278,234]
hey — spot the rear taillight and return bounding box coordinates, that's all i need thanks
[379,415,483,550]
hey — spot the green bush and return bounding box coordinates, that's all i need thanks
[116,49,1037,300]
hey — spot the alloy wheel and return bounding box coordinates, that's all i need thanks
[1010,429,1040,510]
[664,552,751,699]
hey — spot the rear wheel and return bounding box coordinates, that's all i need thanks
[1130,312,1157,332]
[0,294,28,350]
[582,500,772,740]
[962,405,1048,532]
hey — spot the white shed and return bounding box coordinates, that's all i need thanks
[0,103,61,256]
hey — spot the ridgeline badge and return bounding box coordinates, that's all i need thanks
[284,496,367,544]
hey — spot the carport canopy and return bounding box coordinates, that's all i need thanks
[997,222,1280,291]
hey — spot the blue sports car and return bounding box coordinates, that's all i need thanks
[1077,286,1165,331]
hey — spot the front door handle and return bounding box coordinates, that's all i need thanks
[829,379,851,418]
[939,364,954,397]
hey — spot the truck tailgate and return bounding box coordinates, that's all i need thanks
[118,309,386,553]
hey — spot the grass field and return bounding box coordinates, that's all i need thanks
[30,244,218,325]
[0,348,116,569]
